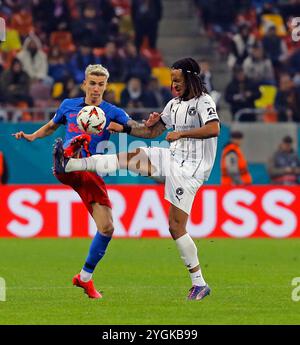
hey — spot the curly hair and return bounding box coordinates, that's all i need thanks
[171,57,207,100]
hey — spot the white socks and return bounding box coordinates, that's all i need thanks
[80,269,92,282]
[175,233,206,287]
[66,154,119,174]
[190,270,206,287]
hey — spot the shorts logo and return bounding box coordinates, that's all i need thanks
[188,107,198,116]
[176,187,184,202]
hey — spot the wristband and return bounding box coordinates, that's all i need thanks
[123,124,132,134]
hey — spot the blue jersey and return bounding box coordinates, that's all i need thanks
[52,97,131,155]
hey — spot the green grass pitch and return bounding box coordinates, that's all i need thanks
[0,238,299,325]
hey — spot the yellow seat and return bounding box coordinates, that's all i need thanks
[259,14,287,37]
[107,82,126,103]
[52,82,63,99]
[255,85,277,108]
[152,67,171,87]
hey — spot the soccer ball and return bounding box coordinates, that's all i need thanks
[76,105,106,135]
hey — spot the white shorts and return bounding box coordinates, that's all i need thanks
[140,147,204,214]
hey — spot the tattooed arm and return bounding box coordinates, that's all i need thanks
[108,119,166,139]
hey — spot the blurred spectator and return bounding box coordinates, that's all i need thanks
[120,76,153,120]
[16,34,48,82]
[31,0,70,34]
[0,58,33,107]
[243,42,275,85]
[131,0,162,51]
[48,46,70,83]
[59,77,84,100]
[67,42,101,84]
[225,65,261,121]
[227,23,256,68]
[287,47,300,76]
[194,0,237,34]
[199,59,221,107]
[100,41,125,82]
[97,0,120,38]
[221,130,252,185]
[275,73,300,122]
[72,3,108,48]
[146,76,172,108]
[11,8,33,39]
[262,22,288,74]
[123,42,151,83]
[268,135,300,185]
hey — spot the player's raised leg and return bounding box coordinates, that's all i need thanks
[73,203,113,299]
[169,204,210,301]
[54,139,155,177]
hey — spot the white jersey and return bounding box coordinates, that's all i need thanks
[160,93,219,180]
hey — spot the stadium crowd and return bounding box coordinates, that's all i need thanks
[0,0,300,125]
[0,0,170,121]
[194,0,300,122]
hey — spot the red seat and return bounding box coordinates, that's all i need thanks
[50,31,75,53]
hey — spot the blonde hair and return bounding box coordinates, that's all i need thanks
[85,64,110,79]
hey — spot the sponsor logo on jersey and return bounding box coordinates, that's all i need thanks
[207,107,217,117]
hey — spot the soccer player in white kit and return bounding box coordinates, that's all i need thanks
[54,57,220,300]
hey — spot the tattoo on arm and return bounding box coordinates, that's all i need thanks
[128,120,166,139]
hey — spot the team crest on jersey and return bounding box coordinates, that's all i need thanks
[188,107,198,116]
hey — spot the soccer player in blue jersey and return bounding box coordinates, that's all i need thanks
[14,64,136,299]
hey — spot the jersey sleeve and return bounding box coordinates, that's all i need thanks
[198,95,219,124]
[112,106,131,125]
[52,99,68,124]
[160,99,173,129]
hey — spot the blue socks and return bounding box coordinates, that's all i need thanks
[83,231,112,273]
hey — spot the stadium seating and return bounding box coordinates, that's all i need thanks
[50,31,75,53]
[52,82,64,99]
[152,67,171,87]
[259,14,287,37]
[106,82,126,103]
[254,85,277,109]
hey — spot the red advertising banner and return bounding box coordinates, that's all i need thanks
[0,185,299,238]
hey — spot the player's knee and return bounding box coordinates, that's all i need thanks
[127,148,142,161]
[98,221,114,236]
[169,218,185,239]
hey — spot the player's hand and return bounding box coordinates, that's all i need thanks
[166,131,181,142]
[143,112,161,127]
[107,122,124,133]
[12,131,36,142]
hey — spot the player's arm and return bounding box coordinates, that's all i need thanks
[166,120,220,142]
[108,118,166,139]
[13,120,60,142]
